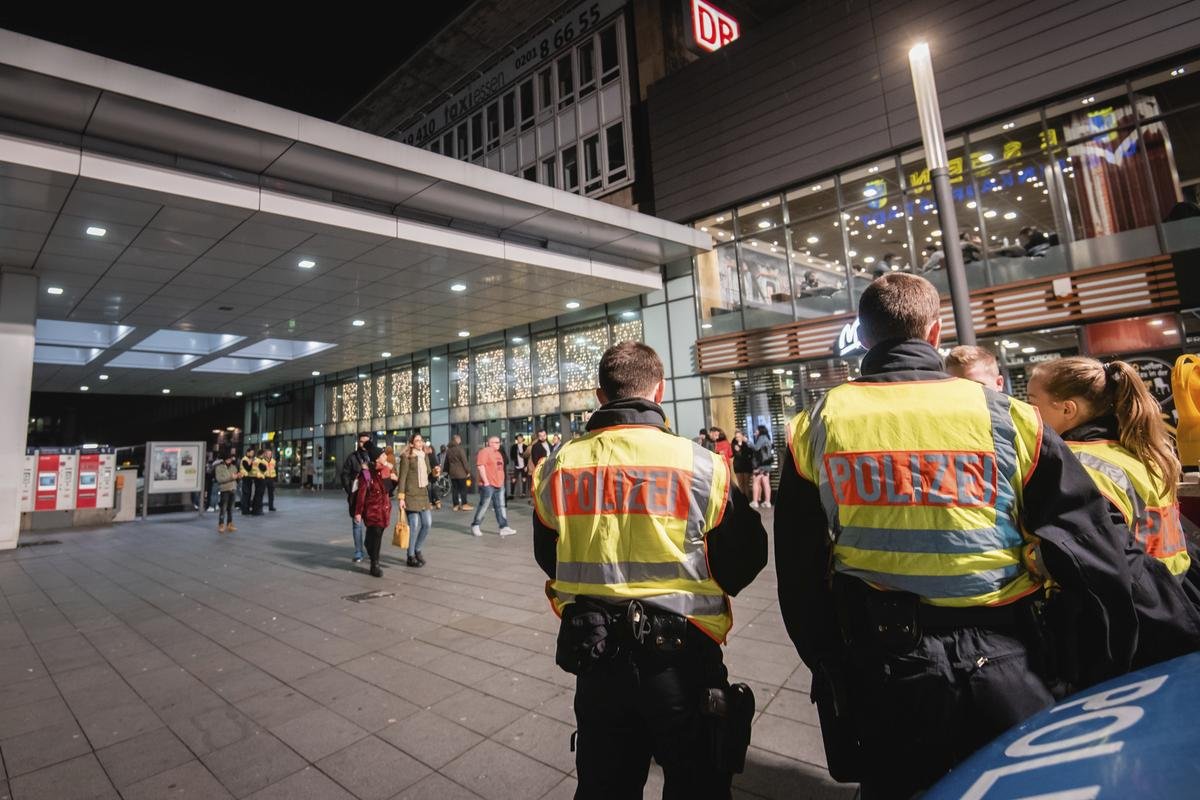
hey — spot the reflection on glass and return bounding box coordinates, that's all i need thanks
[786,209,850,316]
[785,181,838,226]
[841,159,902,211]
[738,240,791,328]
[696,244,741,334]
[694,210,735,244]
[736,195,783,238]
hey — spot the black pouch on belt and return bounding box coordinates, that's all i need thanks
[863,590,921,654]
[700,683,755,774]
[555,600,618,676]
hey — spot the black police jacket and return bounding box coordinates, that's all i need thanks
[533,398,769,598]
[1061,416,1200,667]
[774,339,1138,686]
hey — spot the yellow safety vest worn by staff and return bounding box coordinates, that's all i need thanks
[251,457,266,477]
[534,424,735,643]
[1067,439,1191,577]
[239,456,253,479]
[789,377,1044,607]
[265,458,277,479]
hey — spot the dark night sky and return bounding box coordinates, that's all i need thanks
[0,7,475,121]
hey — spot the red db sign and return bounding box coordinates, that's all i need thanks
[687,0,740,53]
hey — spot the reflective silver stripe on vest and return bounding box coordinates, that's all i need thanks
[553,587,728,617]
[689,445,718,540]
[804,396,841,536]
[557,549,711,585]
[1075,451,1142,523]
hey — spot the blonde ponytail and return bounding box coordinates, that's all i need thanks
[1108,360,1180,500]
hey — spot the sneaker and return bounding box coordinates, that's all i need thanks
[762,502,772,509]
[353,554,364,563]
[415,551,426,566]
[452,505,461,512]
[471,525,483,537]
[406,556,422,568]
[749,501,760,509]
[499,527,517,537]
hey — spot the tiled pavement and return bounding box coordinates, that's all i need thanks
[0,494,854,800]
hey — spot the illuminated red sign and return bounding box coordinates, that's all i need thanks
[688,0,740,53]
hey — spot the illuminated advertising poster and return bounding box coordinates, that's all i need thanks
[20,449,35,512]
[96,449,116,509]
[145,442,203,494]
[77,451,100,509]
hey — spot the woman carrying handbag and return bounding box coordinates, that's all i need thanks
[397,433,437,567]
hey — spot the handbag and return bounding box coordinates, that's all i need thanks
[393,517,410,548]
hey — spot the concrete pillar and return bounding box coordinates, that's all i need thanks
[0,271,37,551]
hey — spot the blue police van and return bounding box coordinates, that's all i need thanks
[924,652,1200,799]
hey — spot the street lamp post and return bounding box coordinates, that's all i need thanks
[908,42,975,345]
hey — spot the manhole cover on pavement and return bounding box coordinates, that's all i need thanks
[343,590,396,603]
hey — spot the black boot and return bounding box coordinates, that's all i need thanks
[370,560,383,578]
[416,551,426,566]
[406,555,422,568]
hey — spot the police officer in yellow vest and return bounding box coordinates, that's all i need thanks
[776,274,1138,798]
[262,448,278,513]
[250,451,267,516]
[1027,356,1200,670]
[533,342,768,800]
[239,448,255,516]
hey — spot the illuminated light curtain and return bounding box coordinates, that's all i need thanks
[374,375,386,419]
[474,347,506,404]
[391,369,413,415]
[416,365,430,412]
[329,384,340,424]
[453,356,470,407]
[341,381,358,422]
[536,337,559,396]
[611,319,643,343]
[562,322,608,392]
[360,378,373,420]
[509,343,532,399]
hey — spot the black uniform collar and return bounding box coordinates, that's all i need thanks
[586,397,670,432]
[1061,414,1120,443]
[858,338,950,382]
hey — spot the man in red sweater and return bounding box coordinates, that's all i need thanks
[471,435,516,537]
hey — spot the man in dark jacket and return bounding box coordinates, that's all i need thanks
[775,274,1138,798]
[340,432,372,563]
[444,435,472,512]
[534,342,768,799]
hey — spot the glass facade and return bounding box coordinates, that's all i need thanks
[692,59,1200,331]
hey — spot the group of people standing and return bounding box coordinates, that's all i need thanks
[205,447,278,534]
[698,425,774,508]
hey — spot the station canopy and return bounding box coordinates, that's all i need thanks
[0,30,710,396]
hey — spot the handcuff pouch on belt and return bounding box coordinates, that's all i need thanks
[700,682,755,774]
[555,598,690,675]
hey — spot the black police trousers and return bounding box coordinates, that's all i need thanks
[573,632,732,800]
[850,626,1055,800]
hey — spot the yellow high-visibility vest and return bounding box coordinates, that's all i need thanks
[264,458,277,479]
[534,423,734,643]
[1067,439,1191,577]
[239,456,253,479]
[789,378,1043,607]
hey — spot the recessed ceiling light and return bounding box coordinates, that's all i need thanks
[1004,211,1017,220]
[161,388,171,394]
[867,166,879,173]
[450,283,467,292]
[1149,319,1165,326]
[47,286,64,295]
[86,226,106,237]
[381,352,392,358]
[772,368,785,375]
[863,189,877,198]
[984,210,997,218]
[432,356,441,361]
[80,385,89,391]
[512,336,524,343]
[1002,122,1016,130]
[978,153,995,163]
[358,373,367,378]
[98,374,109,380]
[1021,347,1036,354]
[458,330,470,337]
[967,201,978,209]
[715,215,725,222]
[700,226,708,232]
[235,391,243,396]
[806,235,819,244]
[760,201,770,207]
[352,319,366,327]
[810,372,822,379]
[311,370,320,376]
[298,259,316,269]
[621,311,637,318]
[272,392,281,398]
[810,184,822,191]
[757,220,771,229]
[565,301,581,309]
[701,323,713,329]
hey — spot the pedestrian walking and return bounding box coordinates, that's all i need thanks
[444,434,472,511]
[352,443,392,578]
[751,425,773,509]
[398,434,437,566]
[340,432,373,563]
[471,435,515,537]
[730,429,755,499]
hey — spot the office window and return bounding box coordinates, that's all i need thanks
[486,101,499,148]
[600,25,620,84]
[430,139,441,155]
[502,91,515,133]
[542,155,557,188]
[523,165,537,182]
[563,145,579,192]
[442,130,453,157]
[470,112,484,159]
[538,68,553,112]
[578,40,596,97]
[583,134,602,193]
[557,54,574,110]
[519,79,535,130]
[605,122,626,181]
[456,121,468,159]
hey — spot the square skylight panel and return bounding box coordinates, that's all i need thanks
[35,319,135,347]
[230,339,336,360]
[131,330,246,355]
[192,357,282,374]
[34,345,105,365]
[105,351,201,370]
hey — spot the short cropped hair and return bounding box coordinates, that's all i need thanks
[945,345,999,375]
[598,342,664,400]
[857,273,941,344]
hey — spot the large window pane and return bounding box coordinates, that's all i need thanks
[606,122,626,181]
[695,209,735,245]
[1131,59,1200,117]
[1151,107,1200,251]
[562,145,580,192]
[696,243,741,334]
[470,112,483,159]
[502,91,515,132]
[583,134,602,193]
[842,158,902,209]
[390,368,412,416]
[786,211,850,318]
[519,79,535,130]
[557,54,574,109]
[538,68,553,112]
[739,240,792,328]
[599,25,620,84]
[486,101,499,147]
[736,195,783,238]
[542,155,557,188]
[578,40,596,97]
[785,180,838,223]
